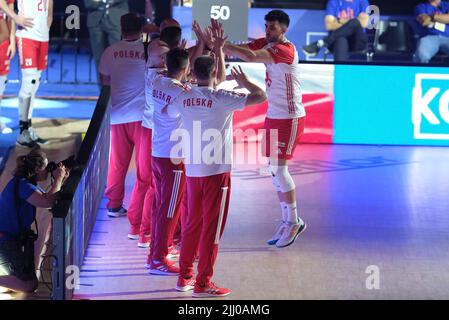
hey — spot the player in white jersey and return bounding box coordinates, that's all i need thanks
[12,0,53,148]
[223,10,307,248]
[146,48,190,275]
[145,21,220,274]
[0,0,15,134]
[99,13,152,247]
[167,53,266,297]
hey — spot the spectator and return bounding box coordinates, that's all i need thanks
[0,149,67,293]
[302,0,370,61]
[84,0,129,83]
[415,0,449,63]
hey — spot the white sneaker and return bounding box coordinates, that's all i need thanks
[29,127,49,144]
[137,234,151,248]
[275,219,306,248]
[16,130,39,148]
[107,206,127,218]
[127,234,139,240]
[267,221,286,245]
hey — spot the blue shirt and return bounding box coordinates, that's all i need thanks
[0,177,41,241]
[415,1,449,37]
[326,0,370,20]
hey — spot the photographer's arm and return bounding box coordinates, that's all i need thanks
[26,167,66,208]
[433,13,449,25]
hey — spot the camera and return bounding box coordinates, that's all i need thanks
[46,155,77,173]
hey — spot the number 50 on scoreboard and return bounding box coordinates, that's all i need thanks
[192,0,249,42]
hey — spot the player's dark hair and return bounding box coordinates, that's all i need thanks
[160,26,182,49]
[265,10,290,27]
[121,13,144,35]
[194,56,215,80]
[166,48,190,73]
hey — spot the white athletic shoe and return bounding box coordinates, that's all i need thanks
[275,219,306,248]
[267,221,286,245]
[16,130,39,148]
[29,127,49,144]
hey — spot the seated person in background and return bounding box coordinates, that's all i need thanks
[0,149,67,293]
[415,0,449,63]
[302,0,370,61]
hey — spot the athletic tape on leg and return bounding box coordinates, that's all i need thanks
[269,165,295,193]
[18,68,38,121]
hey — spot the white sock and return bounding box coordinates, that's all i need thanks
[285,202,301,224]
[317,39,325,48]
[280,201,287,221]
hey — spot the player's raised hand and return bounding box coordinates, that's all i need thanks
[179,38,187,49]
[192,20,203,41]
[231,65,250,87]
[212,22,228,50]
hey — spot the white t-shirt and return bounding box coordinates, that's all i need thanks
[151,75,187,158]
[16,0,50,42]
[99,39,146,125]
[248,38,305,119]
[142,67,164,129]
[167,86,248,178]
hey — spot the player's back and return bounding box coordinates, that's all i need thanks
[16,0,50,42]
[169,86,247,177]
[151,75,186,158]
[142,67,165,130]
[101,39,145,125]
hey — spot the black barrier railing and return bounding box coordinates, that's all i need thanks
[51,86,110,300]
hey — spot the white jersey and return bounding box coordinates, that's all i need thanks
[167,86,248,178]
[142,67,164,130]
[16,0,50,42]
[248,38,305,119]
[151,75,187,158]
[98,39,146,125]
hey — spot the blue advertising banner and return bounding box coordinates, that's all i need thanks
[334,65,449,146]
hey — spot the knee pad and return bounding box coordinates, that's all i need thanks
[269,165,295,193]
[19,69,39,98]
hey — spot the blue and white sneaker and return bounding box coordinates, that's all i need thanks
[275,219,306,248]
[267,221,286,245]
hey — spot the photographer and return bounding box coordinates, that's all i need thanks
[0,149,67,293]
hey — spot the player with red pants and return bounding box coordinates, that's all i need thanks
[0,0,15,134]
[167,53,267,297]
[99,14,153,247]
[224,10,307,248]
[145,48,190,275]
[13,0,53,148]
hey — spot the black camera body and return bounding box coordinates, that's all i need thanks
[46,155,77,173]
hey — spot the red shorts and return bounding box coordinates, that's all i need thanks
[0,39,10,75]
[262,117,306,160]
[17,37,48,70]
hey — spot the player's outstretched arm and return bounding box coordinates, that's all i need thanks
[211,20,228,86]
[0,0,33,28]
[231,65,266,106]
[223,42,273,64]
